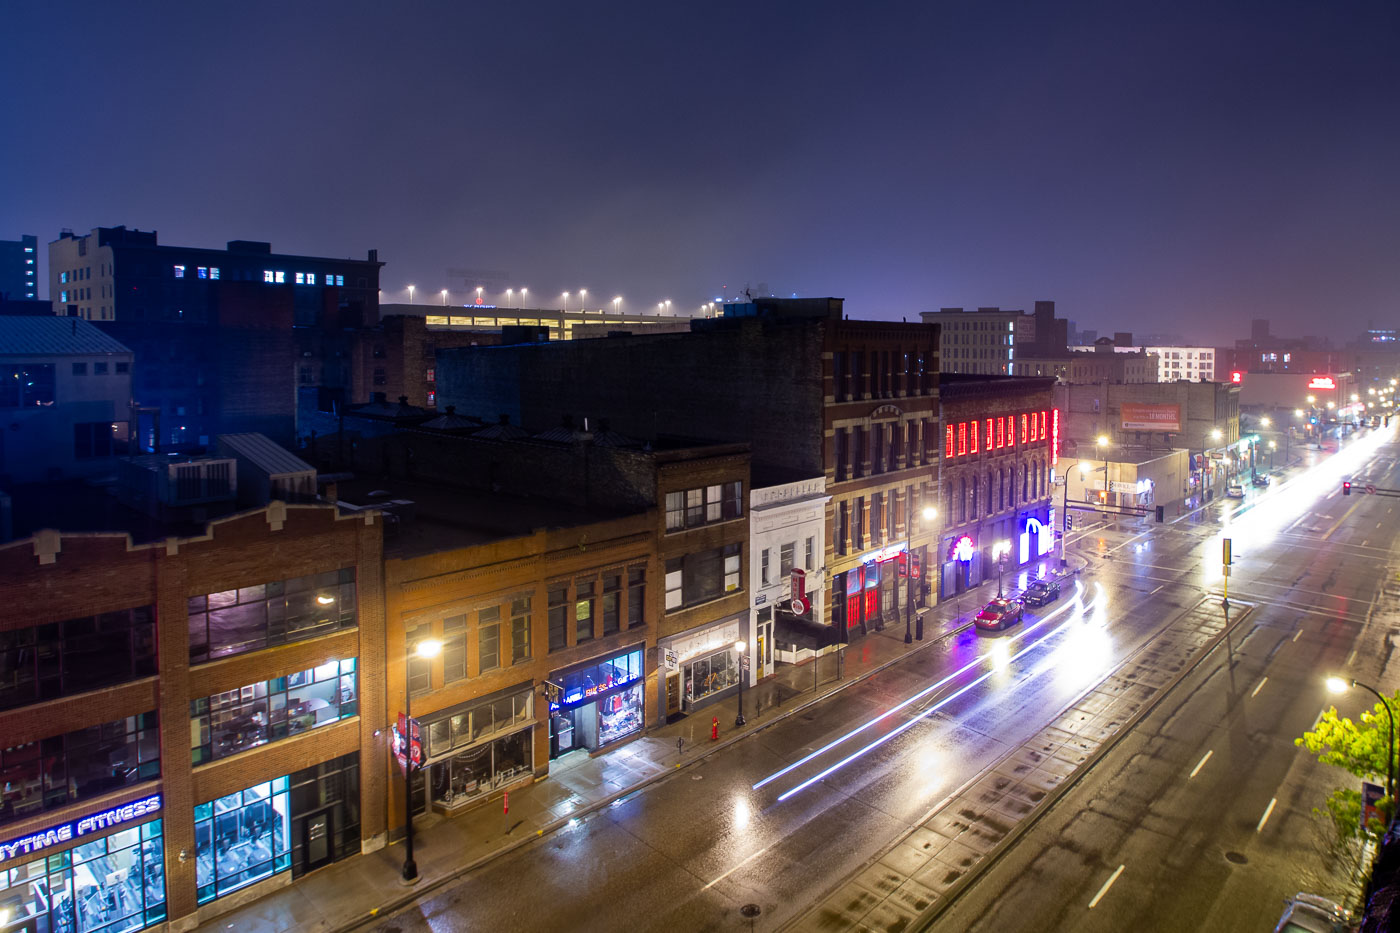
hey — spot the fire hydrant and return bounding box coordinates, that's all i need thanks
[711,717,719,741]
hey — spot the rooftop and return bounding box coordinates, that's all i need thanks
[0,315,132,356]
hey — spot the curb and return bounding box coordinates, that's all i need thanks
[338,607,977,932]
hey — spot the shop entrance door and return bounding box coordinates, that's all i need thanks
[666,672,681,718]
[302,809,334,874]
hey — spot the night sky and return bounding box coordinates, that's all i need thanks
[4,1,1397,342]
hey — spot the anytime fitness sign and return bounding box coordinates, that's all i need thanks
[0,794,162,865]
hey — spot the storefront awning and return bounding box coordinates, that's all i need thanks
[774,610,838,650]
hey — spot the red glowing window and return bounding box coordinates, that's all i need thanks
[1040,410,1048,441]
[958,422,968,457]
[970,420,979,454]
[985,418,993,450]
[1021,413,1029,445]
[945,424,955,459]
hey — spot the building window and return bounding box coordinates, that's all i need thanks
[424,689,533,809]
[275,271,285,283]
[0,364,55,407]
[187,568,357,664]
[780,542,795,576]
[194,778,291,904]
[602,574,621,636]
[173,265,184,278]
[294,273,305,285]
[60,272,68,284]
[74,421,116,459]
[510,597,531,664]
[373,368,386,386]
[805,536,815,569]
[264,270,276,283]
[5,818,167,933]
[335,275,345,286]
[93,361,108,375]
[684,645,741,704]
[760,548,770,586]
[190,659,357,764]
[0,712,160,830]
[627,566,645,627]
[407,625,433,697]
[427,390,436,407]
[664,481,744,532]
[72,362,87,375]
[574,579,595,643]
[426,368,435,382]
[479,606,502,672]
[210,266,220,280]
[0,606,156,712]
[116,361,130,374]
[548,586,568,652]
[442,614,467,683]
[288,753,359,877]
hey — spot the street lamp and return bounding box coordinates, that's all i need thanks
[440,289,448,306]
[1327,676,1395,804]
[1268,439,1276,471]
[506,288,514,308]
[579,288,587,310]
[562,291,570,312]
[401,637,442,883]
[613,296,622,313]
[734,641,747,727]
[1096,435,1110,505]
[520,287,528,307]
[476,286,483,305]
[993,540,1012,597]
[407,284,415,304]
[906,506,937,644]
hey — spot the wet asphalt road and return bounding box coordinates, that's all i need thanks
[369,427,1396,933]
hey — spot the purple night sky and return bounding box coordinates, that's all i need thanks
[4,1,1397,342]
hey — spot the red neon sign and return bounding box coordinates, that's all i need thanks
[1230,370,1243,384]
[1308,376,1337,389]
[945,425,954,459]
[1052,408,1060,466]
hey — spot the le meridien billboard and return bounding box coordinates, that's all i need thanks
[1121,403,1182,432]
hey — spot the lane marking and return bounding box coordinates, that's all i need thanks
[1189,750,1213,779]
[1292,629,1302,643]
[1088,864,1125,909]
[1313,708,1326,730]
[1251,677,1268,698]
[702,842,773,890]
[1257,797,1277,833]
[1348,649,1358,666]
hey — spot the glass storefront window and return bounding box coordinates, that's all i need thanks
[430,729,532,809]
[0,607,156,713]
[685,647,739,703]
[596,685,643,746]
[422,689,533,760]
[0,820,165,933]
[190,660,357,764]
[553,649,643,709]
[194,778,290,904]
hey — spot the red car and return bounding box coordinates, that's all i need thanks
[975,597,1023,631]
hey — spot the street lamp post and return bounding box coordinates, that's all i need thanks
[993,540,1011,597]
[906,506,937,644]
[613,296,622,314]
[476,286,483,306]
[1268,440,1276,471]
[734,641,747,728]
[579,288,587,311]
[562,292,570,312]
[520,288,528,307]
[401,638,442,883]
[1327,676,1395,805]
[440,289,448,306]
[407,284,415,304]
[506,288,513,308]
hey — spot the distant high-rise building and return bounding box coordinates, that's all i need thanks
[0,234,39,300]
[920,306,1025,375]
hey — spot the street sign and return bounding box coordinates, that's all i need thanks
[790,595,810,615]
[1367,484,1377,495]
[740,654,750,672]
[1222,538,1232,565]
[790,568,807,603]
[663,648,679,672]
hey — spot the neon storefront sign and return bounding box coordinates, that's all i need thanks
[861,542,908,563]
[0,793,162,865]
[1308,376,1337,390]
[951,535,976,561]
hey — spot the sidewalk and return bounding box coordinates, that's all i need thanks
[192,552,1089,933]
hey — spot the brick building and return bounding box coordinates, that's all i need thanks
[0,501,385,933]
[306,423,749,836]
[936,375,1058,598]
[434,298,941,642]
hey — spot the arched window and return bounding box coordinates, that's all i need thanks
[958,476,968,523]
[968,476,977,519]
[1021,463,1029,501]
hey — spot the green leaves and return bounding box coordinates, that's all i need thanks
[1296,696,1399,844]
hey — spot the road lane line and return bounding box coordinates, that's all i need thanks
[1257,797,1278,832]
[1313,708,1326,730]
[1293,629,1302,642]
[702,842,773,890]
[1189,750,1213,779]
[1348,649,1358,666]
[1252,677,1268,698]
[1088,865,1125,909]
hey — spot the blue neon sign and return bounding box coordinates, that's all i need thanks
[0,793,162,865]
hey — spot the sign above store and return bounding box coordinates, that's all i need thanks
[861,542,908,564]
[951,535,975,562]
[1308,376,1337,390]
[0,794,162,866]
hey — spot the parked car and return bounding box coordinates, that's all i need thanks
[1022,579,1061,606]
[1226,484,1245,498]
[1251,474,1271,488]
[974,597,1023,631]
[1273,892,1351,933]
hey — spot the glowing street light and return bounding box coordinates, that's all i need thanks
[520,287,528,307]
[613,296,622,313]
[1261,416,1271,428]
[407,284,415,304]
[1327,676,1395,804]
[476,286,483,305]
[1211,428,1223,441]
[562,291,570,311]
[580,288,587,310]
[993,540,1012,597]
[440,289,448,306]
[506,288,514,308]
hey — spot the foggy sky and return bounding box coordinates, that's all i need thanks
[3,0,1397,343]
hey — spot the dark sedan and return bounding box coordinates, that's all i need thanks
[1022,579,1061,606]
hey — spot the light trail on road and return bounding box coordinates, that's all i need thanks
[771,584,1107,803]
[751,581,1087,792]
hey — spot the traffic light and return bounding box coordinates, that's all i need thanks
[1343,481,1352,496]
[1066,514,1073,530]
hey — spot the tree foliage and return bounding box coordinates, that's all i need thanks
[1296,695,1400,843]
